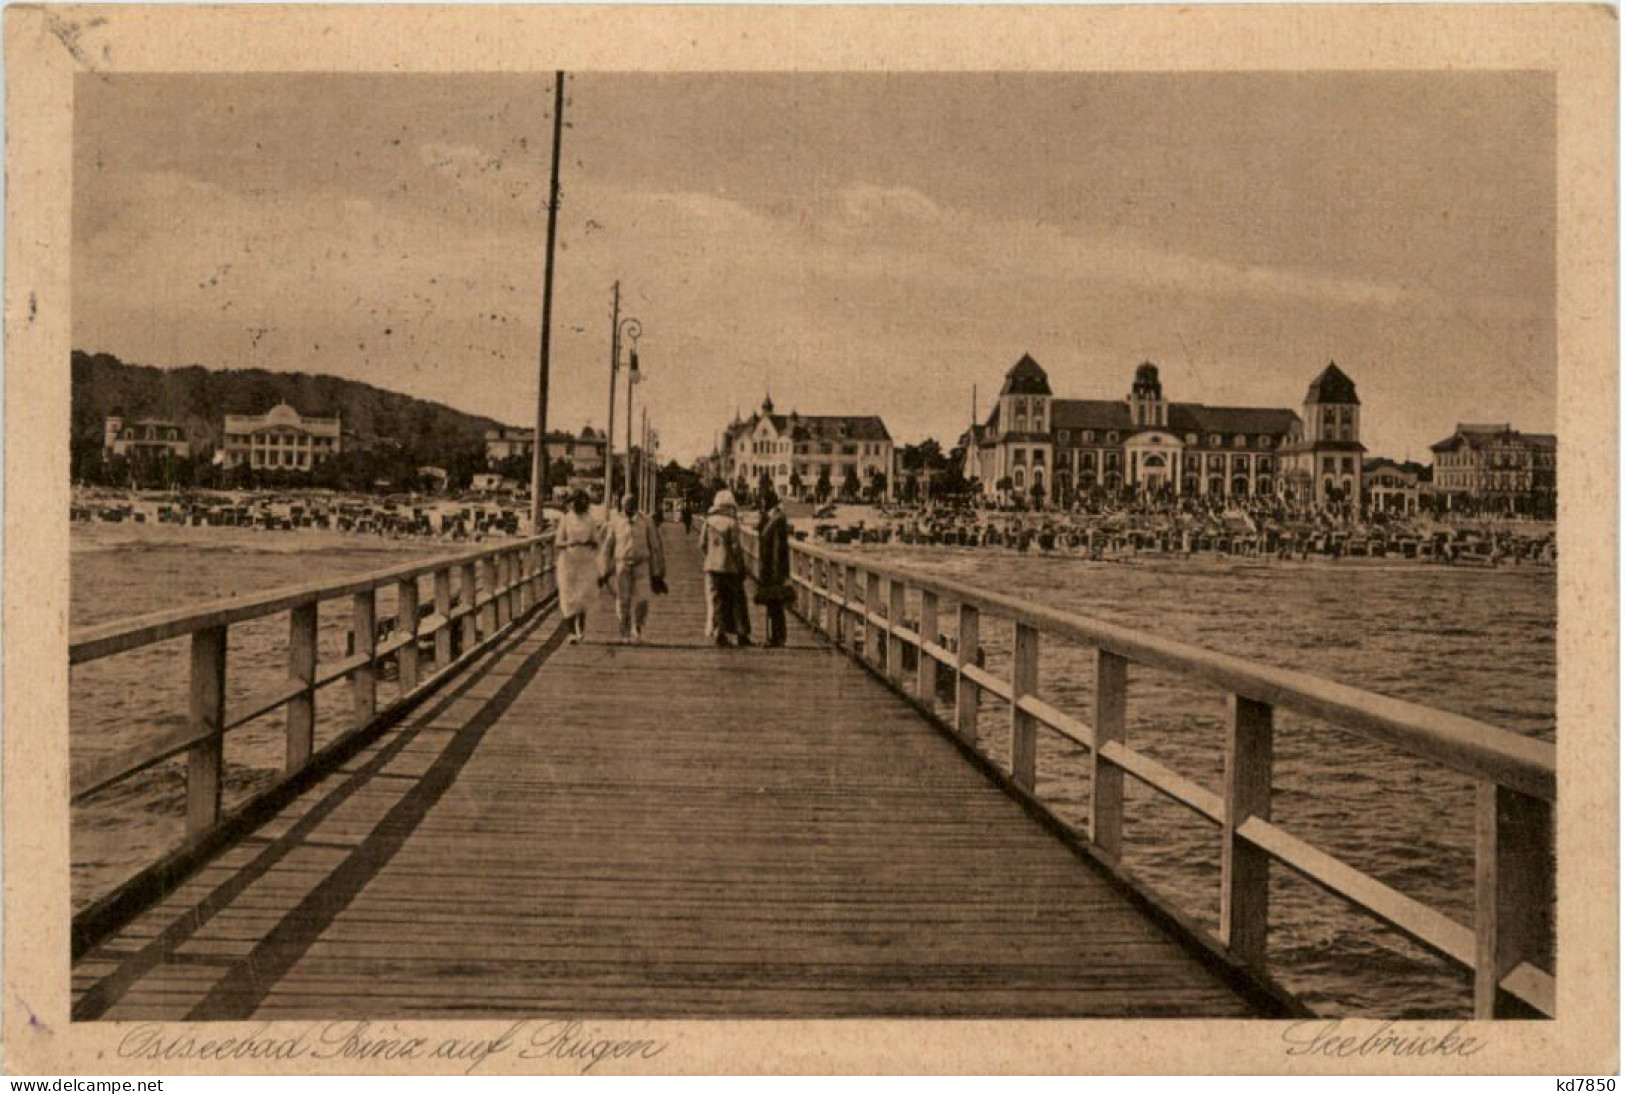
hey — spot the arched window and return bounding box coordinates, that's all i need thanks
[1013,469,1025,490]
[1208,477,1223,495]
[1232,476,1249,496]
[1257,475,1273,494]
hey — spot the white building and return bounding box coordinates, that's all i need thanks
[104,415,190,461]
[221,402,342,472]
[719,396,894,501]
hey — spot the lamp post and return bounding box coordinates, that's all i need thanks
[625,343,643,507]
[601,281,641,516]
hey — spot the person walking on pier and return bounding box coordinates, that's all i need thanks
[598,494,667,644]
[754,488,792,648]
[699,489,751,647]
[554,490,601,643]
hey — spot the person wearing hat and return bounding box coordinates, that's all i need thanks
[698,488,751,647]
[597,493,667,644]
[554,489,601,643]
[754,487,793,648]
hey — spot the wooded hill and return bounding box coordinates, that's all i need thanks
[71,350,508,465]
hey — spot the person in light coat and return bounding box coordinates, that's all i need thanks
[554,490,601,643]
[598,494,667,643]
[698,489,751,647]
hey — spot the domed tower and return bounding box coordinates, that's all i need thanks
[1128,362,1167,429]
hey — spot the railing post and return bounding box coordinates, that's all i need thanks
[1091,649,1127,860]
[955,604,980,742]
[841,564,858,650]
[513,548,529,617]
[917,590,939,710]
[433,567,453,668]
[817,558,831,635]
[887,578,907,686]
[285,603,317,773]
[352,590,377,727]
[1011,622,1040,791]
[186,625,227,836]
[494,553,512,630]
[478,556,497,636]
[865,571,882,670]
[459,561,479,651]
[1222,694,1274,970]
[396,576,420,693]
[1475,784,1555,1017]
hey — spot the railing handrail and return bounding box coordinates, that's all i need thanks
[742,524,1554,1018]
[70,533,552,666]
[775,533,1554,802]
[73,528,563,954]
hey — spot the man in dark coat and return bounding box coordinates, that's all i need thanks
[755,488,793,648]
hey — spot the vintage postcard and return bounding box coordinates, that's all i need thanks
[4,3,1617,1076]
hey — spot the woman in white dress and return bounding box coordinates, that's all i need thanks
[555,491,601,642]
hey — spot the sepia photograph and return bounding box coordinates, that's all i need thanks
[5,3,1617,1077]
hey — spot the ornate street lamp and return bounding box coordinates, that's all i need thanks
[601,279,642,514]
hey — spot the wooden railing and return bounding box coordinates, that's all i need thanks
[740,525,1555,1019]
[70,534,558,947]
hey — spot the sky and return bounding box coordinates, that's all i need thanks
[73,72,1556,462]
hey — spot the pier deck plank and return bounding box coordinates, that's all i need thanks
[73,525,1260,1020]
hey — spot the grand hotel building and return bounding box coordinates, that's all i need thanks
[963,355,1366,508]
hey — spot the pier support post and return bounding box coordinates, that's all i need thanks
[955,604,980,742]
[186,625,228,836]
[285,603,317,773]
[887,579,907,686]
[1091,650,1127,860]
[1011,623,1040,791]
[1222,694,1274,969]
[917,591,939,710]
[433,568,453,669]
[352,590,377,727]
[459,562,479,653]
[1475,784,1554,1017]
[396,577,420,694]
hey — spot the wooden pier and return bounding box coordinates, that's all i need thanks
[69,523,1554,1021]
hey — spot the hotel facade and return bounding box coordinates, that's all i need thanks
[1429,423,1557,517]
[104,415,191,461]
[484,425,607,474]
[717,397,895,501]
[220,403,342,473]
[963,355,1366,509]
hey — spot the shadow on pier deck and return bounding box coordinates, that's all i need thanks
[72,527,1272,1021]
